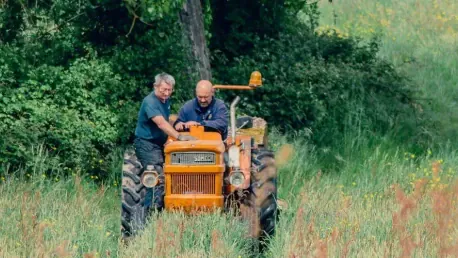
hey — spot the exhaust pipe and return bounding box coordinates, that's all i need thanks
[230,96,240,141]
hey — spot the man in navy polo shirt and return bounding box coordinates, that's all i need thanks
[133,72,195,211]
[174,80,229,140]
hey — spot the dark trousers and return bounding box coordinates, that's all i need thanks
[133,137,165,210]
[133,138,164,168]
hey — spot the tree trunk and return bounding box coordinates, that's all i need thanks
[179,0,212,81]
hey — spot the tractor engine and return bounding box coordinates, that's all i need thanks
[162,126,226,211]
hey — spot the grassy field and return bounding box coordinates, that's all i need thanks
[2,135,458,257]
[316,0,458,143]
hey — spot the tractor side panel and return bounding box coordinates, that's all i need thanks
[226,135,252,191]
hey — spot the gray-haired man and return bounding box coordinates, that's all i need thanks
[133,72,195,210]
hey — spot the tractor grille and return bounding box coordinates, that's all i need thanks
[171,174,216,194]
[171,152,216,165]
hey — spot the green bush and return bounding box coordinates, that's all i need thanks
[0,0,192,176]
[212,25,421,148]
[0,0,426,177]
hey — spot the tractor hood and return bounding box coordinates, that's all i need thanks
[164,140,225,154]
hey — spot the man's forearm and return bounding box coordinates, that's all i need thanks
[203,119,228,132]
[158,121,180,139]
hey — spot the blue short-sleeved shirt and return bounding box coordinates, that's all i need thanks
[134,92,170,145]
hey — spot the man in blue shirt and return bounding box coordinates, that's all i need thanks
[174,80,229,140]
[133,72,195,211]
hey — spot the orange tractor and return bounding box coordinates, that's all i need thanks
[121,72,278,243]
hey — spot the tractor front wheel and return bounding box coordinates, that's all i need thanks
[121,149,148,240]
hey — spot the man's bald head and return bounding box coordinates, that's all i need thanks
[195,80,214,107]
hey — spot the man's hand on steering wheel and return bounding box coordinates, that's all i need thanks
[174,121,200,131]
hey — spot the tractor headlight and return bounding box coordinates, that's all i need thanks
[229,171,245,187]
[142,170,159,188]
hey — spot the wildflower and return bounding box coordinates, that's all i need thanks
[352,182,356,186]
[1,177,5,182]
[410,154,415,159]
[106,231,111,237]
[380,19,390,27]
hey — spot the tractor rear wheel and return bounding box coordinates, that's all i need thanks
[241,147,278,248]
[121,149,148,240]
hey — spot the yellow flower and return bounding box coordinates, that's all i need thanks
[352,182,356,186]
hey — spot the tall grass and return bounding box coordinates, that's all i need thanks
[0,173,120,257]
[2,136,458,257]
[316,0,458,145]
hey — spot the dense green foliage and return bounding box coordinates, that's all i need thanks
[1,0,422,176]
[213,29,419,147]
[0,0,191,174]
[208,2,421,147]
